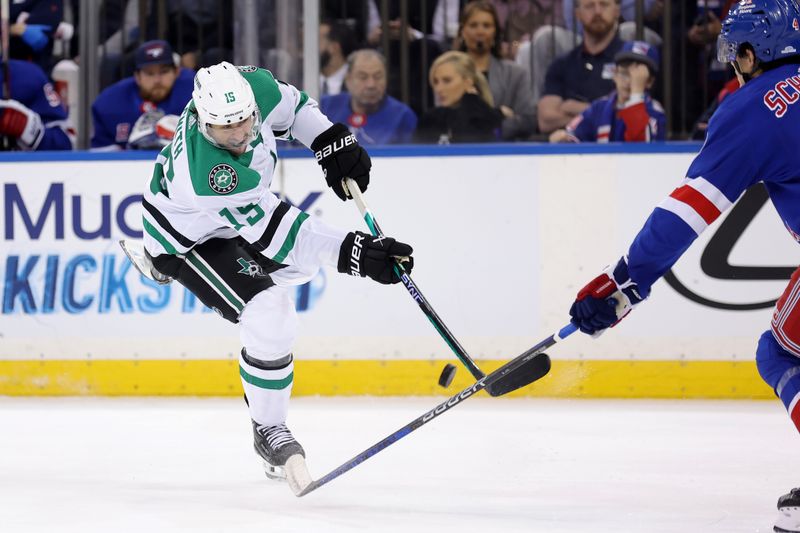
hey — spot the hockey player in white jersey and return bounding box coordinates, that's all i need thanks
[127,62,413,488]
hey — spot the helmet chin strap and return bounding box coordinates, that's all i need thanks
[732,55,758,83]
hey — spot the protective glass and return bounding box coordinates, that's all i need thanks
[717,34,739,63]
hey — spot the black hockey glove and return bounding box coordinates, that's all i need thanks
[337,231,414,285]
[311,123,371,201]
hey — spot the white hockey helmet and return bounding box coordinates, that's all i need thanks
[192,61,261,149]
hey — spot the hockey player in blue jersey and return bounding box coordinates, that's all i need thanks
[566,1,800,531]
[0,58,73,151]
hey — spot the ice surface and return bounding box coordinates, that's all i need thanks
[0,397,796,533]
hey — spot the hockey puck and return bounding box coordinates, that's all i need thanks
[438,363,457,388]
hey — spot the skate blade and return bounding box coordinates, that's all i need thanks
[261,459,287,481]
[284,454,313,496]
[119,239,171,285]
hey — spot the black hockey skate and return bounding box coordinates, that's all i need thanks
[252,421,305,481]
[775,488,800,532]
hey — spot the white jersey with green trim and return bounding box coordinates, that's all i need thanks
[141,66,346,286]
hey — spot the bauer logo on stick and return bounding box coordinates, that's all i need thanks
[208,164,238,194]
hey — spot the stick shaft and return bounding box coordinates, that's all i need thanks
[297,323,576,496]
[345,178,484,379]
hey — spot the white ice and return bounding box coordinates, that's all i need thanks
[1,397,797,533]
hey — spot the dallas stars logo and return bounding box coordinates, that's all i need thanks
[208,164,238,194]
[236,257,268,278]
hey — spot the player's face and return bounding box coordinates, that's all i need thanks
[576,0,619,39]
[431,62,473,108]
[207,115,255,155]
[461,10,496,55]
[135,64,178,103]
[345,56,387,112]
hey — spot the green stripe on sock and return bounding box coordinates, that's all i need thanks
[143,219,178,254]
[185,253,244,312]
[240,366,294,390]
[271,212,309,263]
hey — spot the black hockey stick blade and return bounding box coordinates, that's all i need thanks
[485,352,551,397]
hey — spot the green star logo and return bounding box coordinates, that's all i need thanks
[208,164,238,194]
[236,257,267,278]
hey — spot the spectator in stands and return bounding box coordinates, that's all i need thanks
[321,49,417,145]
[366,0,445,116]
[366,0,459,46]
[367,0,444,46]
[490,0,565,59]
[322,0,370,44]
[415,51,502,144]
[537,0,624,134]
[457,0,537,139]
[92,0,147,89]
[563,0,663,33]
[10,0,64,73]
[166,0,233,70]
[549,40,665,143]
[0,58,73,150]
[320,20,357,97]
[518,0,661,116]
[682,0,736,129]
[327,0,457,48]
[91,40,193,151]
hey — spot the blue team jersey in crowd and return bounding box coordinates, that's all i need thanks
[626,63,800,294]
[90,68,194,150]
[567,91,666,143]
[2,59,72,151]
[320,93,417,144]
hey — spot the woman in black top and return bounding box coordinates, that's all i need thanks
[415,50,503,144]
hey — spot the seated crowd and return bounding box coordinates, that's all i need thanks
[0,0,738,151]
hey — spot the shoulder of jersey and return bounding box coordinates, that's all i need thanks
[235,65,286,119]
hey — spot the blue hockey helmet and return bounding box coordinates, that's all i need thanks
[717,0,800,64]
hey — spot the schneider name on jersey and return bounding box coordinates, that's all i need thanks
[142,66,344,286]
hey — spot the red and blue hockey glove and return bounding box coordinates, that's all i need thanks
[569,256,646,335]
[127,111,178,150]
[0,99,44,150]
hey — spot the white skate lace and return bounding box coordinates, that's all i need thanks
[257,423,296,450]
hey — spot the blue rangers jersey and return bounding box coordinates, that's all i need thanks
[91,68,194,150]
[566,91,666,143]
[626,63,800,295]
[3,59,73,151]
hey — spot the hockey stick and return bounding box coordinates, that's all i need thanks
[343,178,542,397]
[294,322,577,497]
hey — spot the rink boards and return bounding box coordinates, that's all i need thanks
[1,145,794,398]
